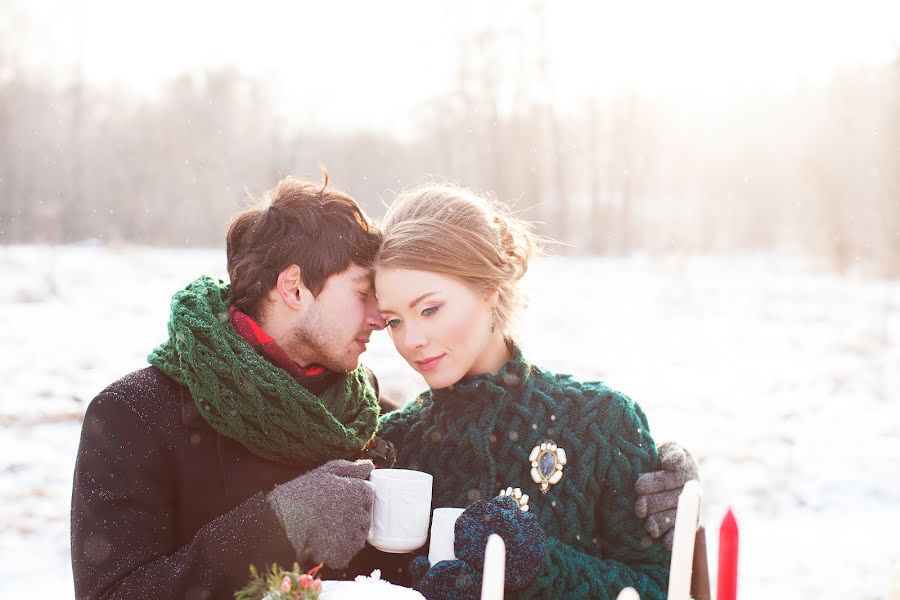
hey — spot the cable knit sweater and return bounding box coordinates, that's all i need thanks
[377,348,670,599]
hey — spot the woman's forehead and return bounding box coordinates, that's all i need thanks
[375,269,465,309]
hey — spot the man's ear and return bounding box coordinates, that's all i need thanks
[274,265,307,310]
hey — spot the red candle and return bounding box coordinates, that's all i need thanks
[717,508,739,600]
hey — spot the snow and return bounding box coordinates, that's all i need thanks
[322,569,426,599]
[1,244,898,598]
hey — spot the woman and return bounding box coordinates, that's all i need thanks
[374,184,671,599]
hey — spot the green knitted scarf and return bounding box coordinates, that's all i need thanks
[148,275,380,466]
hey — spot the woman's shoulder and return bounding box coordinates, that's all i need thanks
[529,364,652,439]
[529,363,620,402]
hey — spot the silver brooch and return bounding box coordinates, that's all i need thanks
[498,486,530,511]
[529,440,567,493]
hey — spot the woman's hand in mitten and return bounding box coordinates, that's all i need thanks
[454,495,546,591]
[410,555,482,600]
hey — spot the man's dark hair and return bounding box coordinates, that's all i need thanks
[226,171,381,320]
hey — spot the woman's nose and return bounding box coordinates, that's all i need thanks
[404,323,427,348]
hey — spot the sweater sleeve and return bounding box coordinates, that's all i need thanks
[71,385,297,600]
[520,391,670,600]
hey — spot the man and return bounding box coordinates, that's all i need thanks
[70,173,695,599]
[71,174,393,599]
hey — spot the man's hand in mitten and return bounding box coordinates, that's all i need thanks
[267,459,374,569]
[634,441,700,549]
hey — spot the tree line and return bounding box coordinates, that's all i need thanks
[1,13,898,277]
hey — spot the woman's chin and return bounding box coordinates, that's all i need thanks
[421,369,462,390]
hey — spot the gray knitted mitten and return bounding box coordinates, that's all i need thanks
[268,459,375,569]
[634,442,700,550]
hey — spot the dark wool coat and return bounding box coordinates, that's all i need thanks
[70,366,398,600]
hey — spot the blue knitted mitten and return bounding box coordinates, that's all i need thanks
[455,496,546,590]
[412,496,546,599]
[411,556,481,600]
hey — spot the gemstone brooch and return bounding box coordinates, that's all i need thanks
[529,440,567,493]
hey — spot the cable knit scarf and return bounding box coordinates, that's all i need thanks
[148,275,379,466]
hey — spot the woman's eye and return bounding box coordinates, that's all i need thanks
[422,306,439,317]
[386,318,401,328]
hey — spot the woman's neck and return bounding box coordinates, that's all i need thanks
[465,333,514,378]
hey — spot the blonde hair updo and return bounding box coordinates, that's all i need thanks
[375,183,540,341]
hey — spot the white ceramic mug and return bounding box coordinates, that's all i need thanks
[367,468,433,553]
[428,507,465,565]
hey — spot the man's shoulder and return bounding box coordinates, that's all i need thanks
[361,365,402,414]
[84,366,187,428]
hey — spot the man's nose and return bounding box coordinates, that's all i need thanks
[366,299,386,330]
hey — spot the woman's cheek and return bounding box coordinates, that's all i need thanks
[445,306,478,348]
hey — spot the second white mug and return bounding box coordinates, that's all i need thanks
[428,507,465,565]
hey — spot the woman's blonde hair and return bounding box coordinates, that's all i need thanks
[376,183,540,340]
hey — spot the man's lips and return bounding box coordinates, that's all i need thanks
[355,338,370,350]
[415,354,445,372]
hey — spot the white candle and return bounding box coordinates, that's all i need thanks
[666,479,702,600]
[616,586,640,600]
[480,534,506,600]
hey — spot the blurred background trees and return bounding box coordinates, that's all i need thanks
[1,1,898,277]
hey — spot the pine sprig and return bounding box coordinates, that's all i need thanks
[234,563,322,600]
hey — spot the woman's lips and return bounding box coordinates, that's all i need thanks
[415,354,445,372]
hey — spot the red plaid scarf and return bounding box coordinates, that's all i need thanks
[229,305,332,383]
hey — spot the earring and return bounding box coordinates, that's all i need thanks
[491,306,497,333]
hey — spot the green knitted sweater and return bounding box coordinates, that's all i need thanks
[378,348,670,599]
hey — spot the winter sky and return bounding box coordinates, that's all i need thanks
[8,0,900,135]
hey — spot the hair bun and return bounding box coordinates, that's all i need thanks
[492,211,535,283]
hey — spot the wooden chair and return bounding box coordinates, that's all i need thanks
[616,526,710,600]
[483,482,712,600]
[667,479,710,600]
[690,526,711,600]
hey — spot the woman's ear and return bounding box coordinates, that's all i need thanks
[275,265,307,310]
[485,288,500,306]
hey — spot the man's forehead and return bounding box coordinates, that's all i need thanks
[347,265,376,284]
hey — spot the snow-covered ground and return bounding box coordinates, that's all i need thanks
[1,244,898,598]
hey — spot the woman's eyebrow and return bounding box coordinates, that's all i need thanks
[380,291,438,314]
